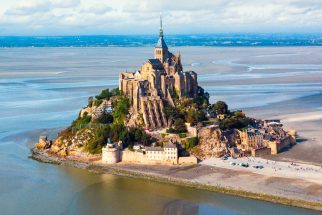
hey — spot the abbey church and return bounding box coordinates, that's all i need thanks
[119,17,199,129]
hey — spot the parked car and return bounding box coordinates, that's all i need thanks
[252,165,264,169]
[241,163,249,167]
[230,162,236,166]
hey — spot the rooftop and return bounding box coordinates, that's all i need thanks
[164,142,177,148]
[145,146,164,151]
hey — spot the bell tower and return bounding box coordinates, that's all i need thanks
[154,15,168,63]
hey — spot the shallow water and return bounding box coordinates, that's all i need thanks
[0,47,321,215]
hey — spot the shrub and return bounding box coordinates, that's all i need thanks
[86,137,103,154]
[72,114,91,129]
[94,99,103,106]
[95,112,113,124]
[95,88,121,100]
[186,137,198,150]
[166,127,176,133]
[219,115,253,130]
[212,101,228,114]
[179,133,187,138]
[173,118,187,133]
[112,96,130,123]
[88,97,94,107]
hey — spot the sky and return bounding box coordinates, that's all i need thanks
[0,0,322,35]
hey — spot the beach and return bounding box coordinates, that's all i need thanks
[31,148,322,211]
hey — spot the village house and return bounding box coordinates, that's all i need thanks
[238,120,296,157]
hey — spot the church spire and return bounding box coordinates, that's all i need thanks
[159,14,163,38]
[155,14,167,49]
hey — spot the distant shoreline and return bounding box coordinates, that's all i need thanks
[31,148,322,212]
[2,34,322,48]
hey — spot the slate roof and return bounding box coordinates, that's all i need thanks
[156,36,168,48]
[164,142,177,148]
[147,59,164,70]
[145,147,164,151]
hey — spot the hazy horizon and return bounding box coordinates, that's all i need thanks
[1,34,322,47]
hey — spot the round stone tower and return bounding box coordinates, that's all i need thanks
[102,142,121,163]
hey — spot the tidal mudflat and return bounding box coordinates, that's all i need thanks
[1,47,321,215]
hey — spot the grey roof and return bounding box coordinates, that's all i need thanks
[145,146,164,151]
[164,142,177,148]
[156,36,168,49]
[147,59,164,70]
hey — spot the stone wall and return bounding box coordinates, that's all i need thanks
[251,147,271,157]
[140,96,167,129]
[121,150,175,165]
[178,156,198,165]
[102,147,120,163]
[121,150,147,163]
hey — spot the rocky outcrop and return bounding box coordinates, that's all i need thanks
[47,128,96,157]
[35,136,52,150]
[190,126,241,160]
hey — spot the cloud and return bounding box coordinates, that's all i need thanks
[1,0,322,35]
[5,0,51,15]
[81,4,113,15]
[51,0,80,8]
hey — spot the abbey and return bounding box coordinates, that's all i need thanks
[119,17,199,129]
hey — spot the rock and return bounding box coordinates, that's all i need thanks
[191,126,240,160]
[58,149,67,157]
[35,142,46,150]
[50,145,61,153]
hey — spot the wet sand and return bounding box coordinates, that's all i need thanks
[31,149,322,211]
[2,46,322,215]
[245,93,322,165]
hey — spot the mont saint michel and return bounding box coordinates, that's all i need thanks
[2,2,322,214]
[29,18,322,214]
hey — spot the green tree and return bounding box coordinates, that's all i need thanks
[213,101,228,114]
[185,137,198,150]
[112,97,130,124]
[88,96,94,107]
[173,118,187,133]
[96,112,113,124]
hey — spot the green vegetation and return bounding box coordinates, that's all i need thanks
[219,111,253,130]
[165,86,210,130]
[193,86,210,108]
[96,88,121,100]
[112,96,130,124]
[94,112,114,124]
[185,137,198,150]
[173,118,187,133]
[60,88,154,154]
[88,97,94,107]
[60,84,255,154]
[72,112,91,130]
[94,99,103,106]
[93,88,121,106]
[178,133,187,138]
[212,101,229,115]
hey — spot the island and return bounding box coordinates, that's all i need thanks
[32,18,322,212]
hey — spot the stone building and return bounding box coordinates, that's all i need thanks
[102,140,122,164]
[145,141,178,164]
[239,127,265,151]
[119,17,199,129]
[238,122,296,157]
